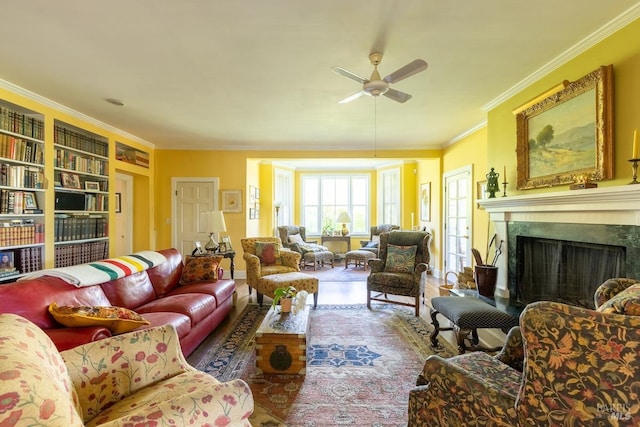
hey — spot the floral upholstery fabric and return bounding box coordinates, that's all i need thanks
[517,301,640,426]
[241,237,301,289]
[594,277,639,308]
[0,312,254,427]
[0,313,84,426]
[257,272,319,301]
[596,282,640,315]
[408,281,640,426]
[180,255,222,284]
[367,230,431,316]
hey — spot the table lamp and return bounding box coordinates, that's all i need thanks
[336,211,352,236]
[201,210,227,253]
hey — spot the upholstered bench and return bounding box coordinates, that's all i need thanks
[256,271,319,307]
[429,296,519,354]
[301,250,334,270]
[344,249,376,270]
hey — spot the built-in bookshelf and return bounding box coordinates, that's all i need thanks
[53,120,109,267]
[0,100,46,280]
[116,141,149,168]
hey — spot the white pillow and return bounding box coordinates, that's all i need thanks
[372,235,381,244]
[288,233,305,245]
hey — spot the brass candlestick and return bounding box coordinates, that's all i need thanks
[502,180,508,197]
[629,159,640,184]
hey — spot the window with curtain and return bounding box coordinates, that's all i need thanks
[301,174,370,235]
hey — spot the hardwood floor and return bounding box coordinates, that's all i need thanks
[187,274,507,366]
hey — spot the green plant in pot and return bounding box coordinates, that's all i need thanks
[272,285,297,313]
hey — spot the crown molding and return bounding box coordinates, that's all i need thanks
[0,78,154,149]
[482,3,640,112]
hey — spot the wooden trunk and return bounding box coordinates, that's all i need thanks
[255,306,310,375]
[255,333,307,375]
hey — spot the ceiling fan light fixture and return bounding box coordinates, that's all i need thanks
[363,80,388,97]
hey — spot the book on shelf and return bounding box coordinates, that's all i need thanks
[54,214,107,242]
[54,124,108,157]
[0,219,39,246]
[54,240,108,268]
[0,107,44,140]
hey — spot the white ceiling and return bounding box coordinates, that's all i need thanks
[1,1,639,152]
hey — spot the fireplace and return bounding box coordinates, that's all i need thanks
[478,185,640,303]
[514,234,625,308]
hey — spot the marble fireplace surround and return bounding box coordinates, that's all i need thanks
[478,185,640,300]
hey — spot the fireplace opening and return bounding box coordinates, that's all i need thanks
[515,236,625,309]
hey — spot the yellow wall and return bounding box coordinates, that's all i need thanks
[487,17,640,195]
[442,18,640,276]
[154,151,440,269]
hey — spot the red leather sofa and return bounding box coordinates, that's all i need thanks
[0,248,234,356]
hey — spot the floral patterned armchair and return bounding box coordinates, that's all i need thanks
[0,312,254,426]
[241,237,301,295]
[367,230,431,316]
[408,277,640,426]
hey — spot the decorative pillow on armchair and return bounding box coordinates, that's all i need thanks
[180,255,222,284]
[255,242,281,265]
[48,302,150,334]
[384,244,417,273]
[596,282,640,315]
[288,233,305,246]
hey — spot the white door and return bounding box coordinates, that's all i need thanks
[173,178,219,257]
[114,173,133,255]
[443,166,473,277]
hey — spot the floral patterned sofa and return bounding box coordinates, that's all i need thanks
[0,312,254,426]
[408,278,640,426]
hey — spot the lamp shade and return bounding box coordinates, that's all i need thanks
[201,211,227,232]
[336,211,352,224]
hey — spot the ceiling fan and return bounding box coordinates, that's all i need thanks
[332,52,428,104]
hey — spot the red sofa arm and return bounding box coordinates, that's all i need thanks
[45,327,112,352]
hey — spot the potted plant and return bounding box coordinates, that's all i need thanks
[272,285,297,313]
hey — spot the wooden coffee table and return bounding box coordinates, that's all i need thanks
[255,304,311,375]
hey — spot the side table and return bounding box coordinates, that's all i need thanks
[320,235,351,253]
[218,250,236,279]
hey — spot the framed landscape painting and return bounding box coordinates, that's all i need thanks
[515,65,613,190]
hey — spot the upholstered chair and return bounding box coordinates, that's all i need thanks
[278,225,334,270]
[367,230,431,316]
[408,278,640,426]
[278,225,313,252]
[0,312,254,426]
[360,224,400,256]
[240,236,301,294]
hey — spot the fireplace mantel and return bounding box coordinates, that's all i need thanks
[478,184,640,298]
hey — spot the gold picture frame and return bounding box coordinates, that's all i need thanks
[516,65,613,190]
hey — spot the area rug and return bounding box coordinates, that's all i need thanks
[302,262,370,282]
[195,304,457,426]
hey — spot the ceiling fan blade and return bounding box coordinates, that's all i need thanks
[383,88,412,103]
[383,59,428,84]
[338,91,365,104]
[331,66,368,84]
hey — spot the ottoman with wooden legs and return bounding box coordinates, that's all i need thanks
[256,271,319,308]
[429,296,519,354]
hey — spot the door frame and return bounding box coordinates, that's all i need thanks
[171,177,220,249]
[442,165,474,276]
